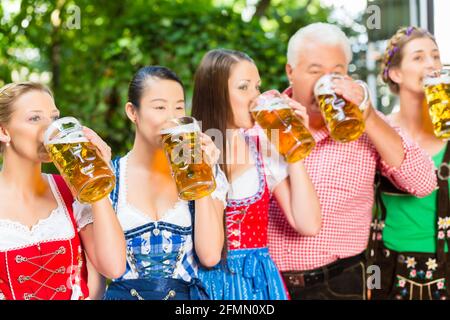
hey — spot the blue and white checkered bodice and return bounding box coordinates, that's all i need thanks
[110,155,198,283]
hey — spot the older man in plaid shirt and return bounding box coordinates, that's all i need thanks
[268,23,437,300]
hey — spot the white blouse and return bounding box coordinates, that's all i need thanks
[228,128,288,200]
[0,174,94,252]
[115,154,229,232]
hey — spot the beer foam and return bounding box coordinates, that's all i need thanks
[424,75,450,86]
[314,78,334,96]
[48,136,88,145]
[253,98,290,112]
[314,74,343,97]
[160,122,200,136]
[314,84,334,96]
[45,130,88,145]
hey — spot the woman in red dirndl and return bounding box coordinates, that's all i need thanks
[0,82,126,300]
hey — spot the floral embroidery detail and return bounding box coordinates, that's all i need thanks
[447,229,450,238]
[446,217,450,228]
[437,281,445,290]
[398,279,406,288]
[438,217,447,230]
[409,269,417,278]
[426,270,433,280]
[426,258,438,271]
[376,233,382,241]
[438,231,446,240]
[405,256,417,269]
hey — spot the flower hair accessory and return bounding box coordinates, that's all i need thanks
[405,26,414,36]
[383,26,416,78]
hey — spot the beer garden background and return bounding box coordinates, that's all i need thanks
[0,0,448,170]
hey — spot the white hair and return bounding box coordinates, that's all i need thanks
[287,22,353,67]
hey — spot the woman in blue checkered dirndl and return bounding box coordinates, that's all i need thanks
[103,66,228,300]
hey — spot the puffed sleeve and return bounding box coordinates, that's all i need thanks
[376,111,437,197]
[210,164,229,207]
[255,126,289,192]
[73,201,94,232]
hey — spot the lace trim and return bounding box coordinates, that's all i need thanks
[0,175,76,252]
[72,202,94,231]
[227,132,266,207]
[0,209,61,235]
[118,153,189,224]
[210,165,230,207]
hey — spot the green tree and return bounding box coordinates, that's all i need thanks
[0,0,334,158]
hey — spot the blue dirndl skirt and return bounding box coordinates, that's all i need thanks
[198,247,288,300]
[103,277,209,300]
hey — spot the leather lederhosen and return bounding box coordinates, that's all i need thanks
[367,143,450,300]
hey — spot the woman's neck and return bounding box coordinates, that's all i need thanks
[129,134,171,174]
[397,89,434,139]
[225,126,253,166]
[0,152,46,196]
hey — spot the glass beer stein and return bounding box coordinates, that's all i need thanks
[251,90,316,163]
[314,73,369,143]
[44,117,116,203]
[424,69,450,140]
[160,116,216,201]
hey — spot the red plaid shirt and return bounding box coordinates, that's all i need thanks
[268,87,437,271]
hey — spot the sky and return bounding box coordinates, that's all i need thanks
[434,0,450,65]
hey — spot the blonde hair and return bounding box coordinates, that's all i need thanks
[380,26,437,94]
[0,82,53,152]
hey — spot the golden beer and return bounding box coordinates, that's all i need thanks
[44,117,115,203]
[160,117,216,201]
[424,69,450,140]
[252,90,315,163]
[314,74,367,143]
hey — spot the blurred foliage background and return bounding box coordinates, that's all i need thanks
[1,0,370,158]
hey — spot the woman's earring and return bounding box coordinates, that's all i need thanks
[6,142,10,147]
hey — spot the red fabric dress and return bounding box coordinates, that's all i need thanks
[0,175,89,300]
[198,133,289,300]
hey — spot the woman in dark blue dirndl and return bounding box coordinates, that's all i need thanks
[103,66,228,300]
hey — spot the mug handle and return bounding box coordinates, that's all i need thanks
[355,80,370,112]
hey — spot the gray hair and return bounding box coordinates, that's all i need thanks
[287,22,353,68]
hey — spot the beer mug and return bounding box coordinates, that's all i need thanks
[160,116,216,201]
[314,73,369,143]
[251,90,315,163]
[43,117,116,203]
[423,69,450,140]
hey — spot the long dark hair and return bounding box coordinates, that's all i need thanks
[191,49,254,261]
[191,49,254,181]
[128,66,184,108]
